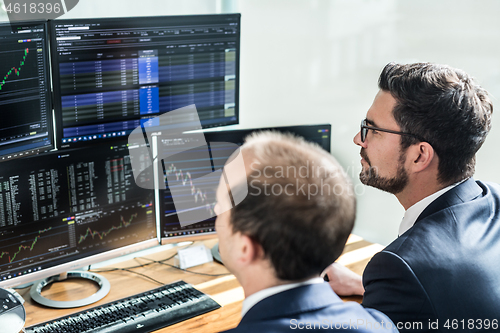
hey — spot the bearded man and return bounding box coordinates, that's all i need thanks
[325,62,500,332]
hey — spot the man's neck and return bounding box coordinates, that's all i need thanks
[396,179,447,210]
[238,266,317,298]
[236,265,284,298]
[242,278,287,298]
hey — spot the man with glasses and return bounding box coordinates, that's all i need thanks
[325,62,500,331]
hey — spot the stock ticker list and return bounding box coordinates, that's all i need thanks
[0,144,155,281]
[53,16,239,147]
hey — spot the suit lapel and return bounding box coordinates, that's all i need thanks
[415,178,484,224]
[240,283,341,324]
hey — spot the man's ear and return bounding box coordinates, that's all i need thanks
[409,142,435,173]
[238,234,264,265]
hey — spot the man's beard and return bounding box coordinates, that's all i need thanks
[359,149,408,194]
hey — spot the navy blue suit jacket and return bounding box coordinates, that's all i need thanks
[222,282,396,332]
[362,179,500,332]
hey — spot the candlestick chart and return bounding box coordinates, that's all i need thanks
[0,42,39,92]
[0,223,70,268]
[77,213,137,244]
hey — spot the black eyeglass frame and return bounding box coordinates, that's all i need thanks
[360,119,425,143]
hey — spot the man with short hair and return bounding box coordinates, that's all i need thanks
[216,131,396,332]
[325,62,500,331]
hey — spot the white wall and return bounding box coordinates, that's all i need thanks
[1,0,499,246]
[237,0,500,246]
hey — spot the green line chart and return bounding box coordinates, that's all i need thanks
[78,213,138,244]
[0,227,52,263]
[0,48,29,91]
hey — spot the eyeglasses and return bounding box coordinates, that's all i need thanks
[360,119,424,143]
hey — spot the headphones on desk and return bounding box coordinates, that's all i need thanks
[0,288,26,333]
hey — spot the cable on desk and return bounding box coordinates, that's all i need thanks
[88,241,192,272]
[121,268,165,285]
[90,266,165,286]
[89,242,228,283]
[89,257,164,284]
[137,257,231,277]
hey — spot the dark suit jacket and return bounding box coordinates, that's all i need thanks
[362,178,500,332]
[222,282,396,332]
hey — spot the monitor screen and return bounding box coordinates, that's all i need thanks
[0,140,157,287]
[0,21,53,161]
[160,124,332,243]
[50,14,241,149]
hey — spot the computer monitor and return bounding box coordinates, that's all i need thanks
[49,14,241,149]
[0,140,157,307]
[0,21,53,161]
[160,124,332,244]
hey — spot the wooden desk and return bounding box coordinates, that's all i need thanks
[20,235,383,332]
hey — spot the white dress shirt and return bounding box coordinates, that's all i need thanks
[241,277,324,317]
[399,181,464,236]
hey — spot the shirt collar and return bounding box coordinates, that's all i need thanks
[399,181,464,236]
[241,277,324,318]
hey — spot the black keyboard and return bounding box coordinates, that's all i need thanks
[25,280,221,333]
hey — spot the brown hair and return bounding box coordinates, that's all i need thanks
[229,131,356,281]
[379,62,493,185]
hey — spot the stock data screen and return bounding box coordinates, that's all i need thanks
[50,14,240,149]
[160,125,331,241]
[0,21,53,160]
[160,138,230,240]
[0,141,155,283]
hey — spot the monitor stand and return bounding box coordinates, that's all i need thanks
[30,271,110,308]
[211,242,223,264]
